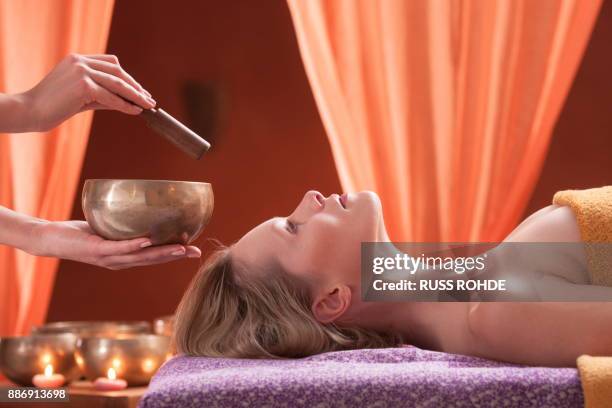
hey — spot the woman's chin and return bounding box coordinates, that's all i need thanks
[356,190,382,211]
[348,191,384,238]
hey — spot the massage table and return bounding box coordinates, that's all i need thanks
[138,345,582,407]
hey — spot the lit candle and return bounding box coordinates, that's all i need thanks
[142,358,155,373]
[32,364,65,388]
[93,367,127,391]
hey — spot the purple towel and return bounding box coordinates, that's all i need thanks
[139,346,583,407]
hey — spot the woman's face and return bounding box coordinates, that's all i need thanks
[232,190,384,289]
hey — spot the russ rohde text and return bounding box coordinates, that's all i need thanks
[372,279,506,291]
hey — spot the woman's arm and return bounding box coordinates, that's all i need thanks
[0,205,201,269]
[0,53,155,133]
[468,301,612,367]
[466,204,608,367]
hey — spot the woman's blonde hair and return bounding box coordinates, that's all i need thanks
[173,245,402,359]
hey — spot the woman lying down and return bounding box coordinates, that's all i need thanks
[173,186,612,367]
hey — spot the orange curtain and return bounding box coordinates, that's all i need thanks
[0,0,115,336]
[287,0,602,242]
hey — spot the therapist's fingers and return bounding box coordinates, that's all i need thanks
[87,69,155,110]
[83,57,152,98]
[84,54,151,97]
[100,245,186,269]
[184,246,202,258]
[88,81,143,115]
[95,237,153,256]
[83,54,122,64]
[99,245,201,270]
[83,53,145,94]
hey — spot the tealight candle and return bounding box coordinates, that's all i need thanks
[93,367,127,391]
[32,364,65,388]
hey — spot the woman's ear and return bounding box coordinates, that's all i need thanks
[311,285,352,323]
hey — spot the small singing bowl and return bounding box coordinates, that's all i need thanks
[32,321,152,337]
[0,334,80,386]
[76,335,171,386]
[153,315,174,337]
[82,179,214,245]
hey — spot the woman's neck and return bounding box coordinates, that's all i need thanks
[346,298,471,351]
[353,218,472,352]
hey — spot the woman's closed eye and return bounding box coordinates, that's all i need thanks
[286,219,299,234]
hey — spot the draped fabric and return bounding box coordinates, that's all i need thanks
[0,0,115,335]
[287,0,602,242]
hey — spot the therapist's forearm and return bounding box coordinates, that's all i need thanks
[0,206,45,254]
[0,93,35,133]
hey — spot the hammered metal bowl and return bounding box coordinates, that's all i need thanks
[82,179,213,245]
[153,315,174,337]
[76,335,171,386]
[32,321,151,338]
[0,334,80,386]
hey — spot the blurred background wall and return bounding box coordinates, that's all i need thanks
[47,0,612,322]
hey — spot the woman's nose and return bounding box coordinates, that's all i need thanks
[305,190,324,205]
[290,190,324,221]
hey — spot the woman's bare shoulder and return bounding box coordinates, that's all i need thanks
[504,205,582,243]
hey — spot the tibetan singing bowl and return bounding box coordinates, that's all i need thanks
[82,179,213,245]
[32,321,152,337]
[153,315,174,337]
[76,335,171,386]
[0,334,80,386]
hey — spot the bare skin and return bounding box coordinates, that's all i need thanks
[232,191,612,367]
[0,54,202,268]
[464,206,612,367]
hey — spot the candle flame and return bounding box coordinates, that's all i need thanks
[107,367,117,380]
[44,364,53,376]
[41,354,52,365]
[112,358,121,369]
[142,358,155,373]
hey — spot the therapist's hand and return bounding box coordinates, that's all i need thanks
[31,220,201,270]
[22,53,156,132]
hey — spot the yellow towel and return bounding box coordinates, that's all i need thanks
[554,187,612,407]
[553,186,612,286]
[578,355,612,408]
